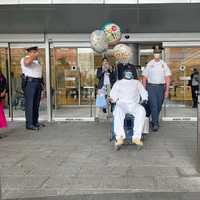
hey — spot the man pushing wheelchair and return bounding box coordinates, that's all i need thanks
[110,64,148,150]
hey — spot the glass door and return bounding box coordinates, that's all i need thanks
[9,44,47,120]
[163,47,200,120]
[51,45,96,119]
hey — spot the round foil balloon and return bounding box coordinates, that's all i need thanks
[90,30,108,53]
[113,44,133,64]
[102,23,122,45]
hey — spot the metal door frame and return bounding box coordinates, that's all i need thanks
[50,41,95,121]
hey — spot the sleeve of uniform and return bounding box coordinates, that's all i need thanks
[163,62,172,76]
[110,81,119,102]
[137,81,148,101]
[142,62,150,78]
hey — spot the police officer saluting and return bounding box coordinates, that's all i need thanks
[21,46,44,130]
[142,46,171,132]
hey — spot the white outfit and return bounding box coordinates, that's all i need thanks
[142,59,171,84]
[110,79,148,140]
[21,56,42,78]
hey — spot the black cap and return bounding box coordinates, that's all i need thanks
[25,46,39,52]
[153,45,163,54]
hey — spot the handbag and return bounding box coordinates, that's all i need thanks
[96,94,107,108]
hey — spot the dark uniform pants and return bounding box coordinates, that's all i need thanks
[191,85,199,107]
[147,83,165,127]
[24,78,42,128]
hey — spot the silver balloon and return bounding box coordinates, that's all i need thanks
[113,44,133,64]
[90,30,108,53]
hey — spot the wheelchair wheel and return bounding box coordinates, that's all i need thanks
[114,141,121,151]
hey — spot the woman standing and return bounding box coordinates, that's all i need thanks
[96,57,116,116]
[0,69,7,128]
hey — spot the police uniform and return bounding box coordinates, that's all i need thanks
[142,48,171,130]
[21,46,43,130]
[110,68,148,146]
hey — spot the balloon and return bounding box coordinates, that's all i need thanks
[102,23,122,45]
[113,44,133,64]
[90,30,108,53]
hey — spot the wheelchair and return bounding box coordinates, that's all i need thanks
[110,100,150,151]
[110,113,147,151]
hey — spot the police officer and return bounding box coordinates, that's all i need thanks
[110,66,148,148]
[21,46,44,130]
[142,46,171,132]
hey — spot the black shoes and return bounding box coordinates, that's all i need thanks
[152,125,159,132]
[26,125,39,131]
[102,108,107,113]
[35,122,46,128]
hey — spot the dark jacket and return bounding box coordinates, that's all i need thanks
[96,67,116,89]
[116,63,138,80]
[0,73,7,100]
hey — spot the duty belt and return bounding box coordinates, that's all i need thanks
[148,83,165,86]
[26,76,42,81]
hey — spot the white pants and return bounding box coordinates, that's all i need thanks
[113,103,146,140]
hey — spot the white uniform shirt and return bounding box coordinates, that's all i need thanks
[142,59,171,84]
[20,56,42,78]
[110,79,148,105]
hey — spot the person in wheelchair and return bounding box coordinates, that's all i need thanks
[110,66,148,148]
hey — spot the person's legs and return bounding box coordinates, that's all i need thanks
[147,85,158,127]
[131,105,146,142]
[24,81,36,128]
[192,86,198,107]
[113,105,126,141]
[0,101,7,128]
[33,81,42,126]
[157,85,165,124]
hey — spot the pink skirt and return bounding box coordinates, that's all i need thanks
[0,101,7,128]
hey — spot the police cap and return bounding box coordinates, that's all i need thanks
[25,46,39,52]
[153,45,163,54]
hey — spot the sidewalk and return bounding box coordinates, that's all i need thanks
[0,120,200,199]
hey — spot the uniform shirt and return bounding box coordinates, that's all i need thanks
[142,59,171,84]
[110,79,148,105]
[20,56,42,78]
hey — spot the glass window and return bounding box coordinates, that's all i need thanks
[164,47,200,118]
[52,47,96,119]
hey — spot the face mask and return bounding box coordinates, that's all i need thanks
[154,54,160,59]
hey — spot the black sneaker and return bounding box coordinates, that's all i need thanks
[35,123,46,128]
[102,108,107,113]
[26,125,39,131]
[152,125,159,132]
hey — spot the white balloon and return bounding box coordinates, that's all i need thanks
[113,44,133,64]
[90,30,108,53]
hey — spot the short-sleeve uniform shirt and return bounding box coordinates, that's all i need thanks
[142,59,171,84]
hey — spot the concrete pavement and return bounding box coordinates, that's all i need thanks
[0,120,200,199]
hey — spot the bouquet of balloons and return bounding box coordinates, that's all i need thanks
[90,22,133,64]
